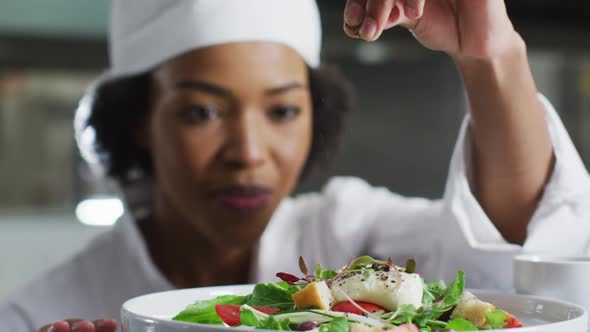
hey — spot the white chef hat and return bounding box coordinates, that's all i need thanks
[111,0,322,77]
[76,0,322,176]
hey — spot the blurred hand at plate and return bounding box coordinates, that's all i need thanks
[343,0,520,60]
[39,319,118,332]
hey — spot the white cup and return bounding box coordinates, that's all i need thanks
[514,255,590,315]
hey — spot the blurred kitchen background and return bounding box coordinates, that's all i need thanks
[0,0,589,299]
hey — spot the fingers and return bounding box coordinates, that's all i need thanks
[69,320,95,332]
[40,319,118,332]
[403,0,425,19]
[383,3,403,30]
[343,0,367,38]
[40,321,69,332]
[363,0,396,40]
[93,319,118,332]
[344,0,397,40]
[344,0,426,41]
[385,0,425,31]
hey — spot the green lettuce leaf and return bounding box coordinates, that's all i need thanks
[246,282,297,310]
[486,310,507,329]
[239,305,289,329]
[172,295,248,324]
[275,280,303,295]
[385,271,465,331]
[348,256,379,271]
[443,271,465,306]
[319,317,349,332]
[445,318,478,331]
[314,264,338,280]
[424,270,465,321]
[259,315,292,330]
[385,304,420,325]
[240,309,262,327]
[422,280,447,305]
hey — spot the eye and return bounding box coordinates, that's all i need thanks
[268,106,301,123]
[177,105,220,125]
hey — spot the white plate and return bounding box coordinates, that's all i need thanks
[121,285,588,332]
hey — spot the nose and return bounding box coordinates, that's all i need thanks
[221,111,267,169]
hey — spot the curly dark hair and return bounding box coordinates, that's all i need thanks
[86,65,354,185]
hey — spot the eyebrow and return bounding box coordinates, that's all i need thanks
[265,82,306,96]
[174,80,306,98]
[175,80,231,98]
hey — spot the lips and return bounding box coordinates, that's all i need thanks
[212,185,272,212]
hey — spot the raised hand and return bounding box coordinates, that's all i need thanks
[343,0,521,60]
[342,0,553,246]
[39,319,118,332]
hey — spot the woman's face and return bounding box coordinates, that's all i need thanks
[147,42,312,249]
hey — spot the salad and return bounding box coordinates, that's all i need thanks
[173,256,523,331]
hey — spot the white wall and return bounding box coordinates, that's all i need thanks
[0,211,109,300]
[0,0,108,38]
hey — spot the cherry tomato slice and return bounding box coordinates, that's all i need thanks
[215,304,280,326]
[504,313,524,328]
[331,301,387,315]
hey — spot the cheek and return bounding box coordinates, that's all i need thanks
[149,114,220,179]
[270,110,313,179]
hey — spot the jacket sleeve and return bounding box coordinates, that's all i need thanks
[0,301,35,332]
[443,94,590,255]
[275,95,590,290]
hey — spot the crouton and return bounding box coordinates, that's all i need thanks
[292,281,334,310]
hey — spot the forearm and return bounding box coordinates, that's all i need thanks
[454,34,554,245]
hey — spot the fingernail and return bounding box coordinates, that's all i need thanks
[360,17,377,40]
[344,22,360,37]
[47,326,55,332]
[344,1,363,26]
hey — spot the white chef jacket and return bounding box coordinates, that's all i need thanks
[1,95,589,331]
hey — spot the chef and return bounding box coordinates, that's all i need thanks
[1,1,589,332]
